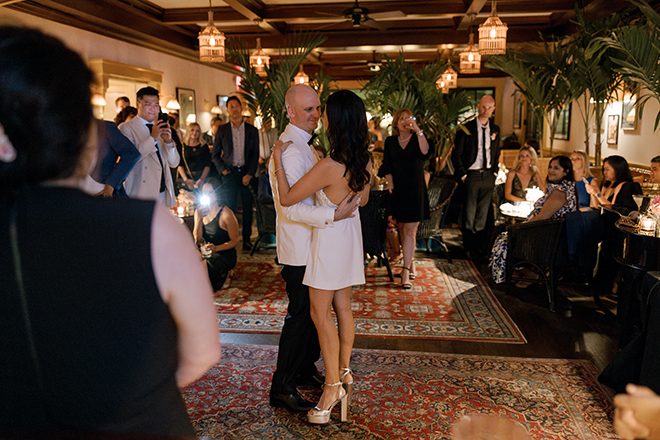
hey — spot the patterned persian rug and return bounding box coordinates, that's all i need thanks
[182,344,616,440]
[215,255,525,343]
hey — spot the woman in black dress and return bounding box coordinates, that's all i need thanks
[0,26,219,437]
[194,177,239,290]
[378,108,431,289]
[177,122,211,190]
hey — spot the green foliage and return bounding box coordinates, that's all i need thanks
[569,5,626,164]
[361,53,474,163]
[588,0,660,130]
[486,40,573,156]
[226,32,326,134]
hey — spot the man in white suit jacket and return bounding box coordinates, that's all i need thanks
[120,87,179,208]
[268,84,358,412]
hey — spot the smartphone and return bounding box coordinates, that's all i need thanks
[157,112,169,123]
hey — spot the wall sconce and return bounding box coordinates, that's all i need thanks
[165,98,181,111]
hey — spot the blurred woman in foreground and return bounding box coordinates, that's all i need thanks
[0,26,219,437]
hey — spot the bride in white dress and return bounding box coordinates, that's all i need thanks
[272,90,372,425]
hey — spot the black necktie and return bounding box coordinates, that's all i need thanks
[146,123,166,192]
[481,126,489,170]
[308,133,318,146]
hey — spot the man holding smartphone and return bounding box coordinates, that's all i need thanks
[120,87,180,207]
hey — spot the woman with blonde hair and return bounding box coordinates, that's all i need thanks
[177,121,211,190]
[504,145,543,203]
[570,150,599,210]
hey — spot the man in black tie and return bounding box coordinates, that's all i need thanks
[120,87,179,207]
[212,95,259,250]
[451,95,500,260]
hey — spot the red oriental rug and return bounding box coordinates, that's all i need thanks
[182,344,616,440]
[215,255,525,343]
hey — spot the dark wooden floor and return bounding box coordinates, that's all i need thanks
[227,226,620,373]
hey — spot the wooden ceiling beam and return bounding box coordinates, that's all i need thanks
[454,0,487,31]
[223,0,284,35]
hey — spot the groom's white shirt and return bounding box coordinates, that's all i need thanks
[269,123,334,266]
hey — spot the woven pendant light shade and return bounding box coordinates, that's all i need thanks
[478,1,507,55]
[198,7,225,63]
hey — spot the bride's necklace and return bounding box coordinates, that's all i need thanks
[398,132,412,143]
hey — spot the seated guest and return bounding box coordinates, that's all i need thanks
[194,177,239,291]
[589,155,643,295]
[650,156,660,184]
[0,26,219,437]
[177,122,211,190]
[570,150,599,210]
[585,155,642,212]
[491,156,577,284]
[504,145,543,203]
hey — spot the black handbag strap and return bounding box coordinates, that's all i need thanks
[9,201,45,394]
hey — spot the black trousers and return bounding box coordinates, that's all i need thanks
[221,168,254,243]
[270,265,321,395]
[462,170,496,252]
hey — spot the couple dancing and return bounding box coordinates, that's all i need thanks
[268,84,372,424]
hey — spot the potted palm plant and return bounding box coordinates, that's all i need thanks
[225,32,327,134]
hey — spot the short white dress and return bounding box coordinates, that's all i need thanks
[303,189,366,290]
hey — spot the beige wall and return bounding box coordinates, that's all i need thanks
[549,94,660,168]
[0,8,238,132]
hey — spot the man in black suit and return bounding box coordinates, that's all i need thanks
[212,96,259,250]
[451,95,500,259]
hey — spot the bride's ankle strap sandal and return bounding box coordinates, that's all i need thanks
[306,382,348,425]
[340,368,354,405]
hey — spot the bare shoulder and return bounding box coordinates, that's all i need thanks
[151,204,209,303]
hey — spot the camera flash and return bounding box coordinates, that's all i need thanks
[200,195,210,206]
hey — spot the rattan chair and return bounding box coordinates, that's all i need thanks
[249,186,277,256]
[416,177,458,263]
[359,190,394,282]
[505,217,569,312]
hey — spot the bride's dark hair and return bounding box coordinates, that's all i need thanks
[326,90,370,193]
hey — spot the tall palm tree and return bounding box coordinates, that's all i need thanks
[486,42,572,157]
[226,32,326,134]
[569,5,625,165]
[589,0,660,133]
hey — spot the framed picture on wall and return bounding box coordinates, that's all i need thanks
[513,90,523,129]
[176,87,196,127]
[553,102,571,140]
[621,91,638,130]
[607,114,619,145]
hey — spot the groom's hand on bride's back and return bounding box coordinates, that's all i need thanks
[334,193,360,221]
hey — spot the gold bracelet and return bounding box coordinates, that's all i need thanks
[274,167,284,174]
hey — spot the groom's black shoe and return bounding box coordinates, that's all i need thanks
[296,371,325,389]
[269,391,315,412]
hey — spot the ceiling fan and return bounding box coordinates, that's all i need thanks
[317,0,405,31]
[342,51,384,72]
